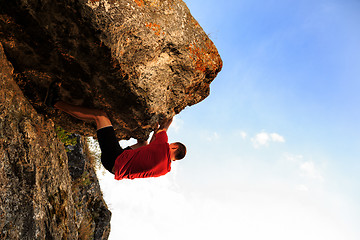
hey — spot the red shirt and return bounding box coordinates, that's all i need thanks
[113,131,171,180]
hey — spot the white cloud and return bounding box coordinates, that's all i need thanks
[283,153,304,163]
[270,133,285,142]
[234,130,247,139]
[251,131,285,148]
[283,153,324,182]
[300,161,324,181]
[252,132,270,147]
[239,131,247,139]
[296,184,309,192]
[206,132,219,142]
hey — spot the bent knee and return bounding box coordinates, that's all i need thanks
[95,115,112,130]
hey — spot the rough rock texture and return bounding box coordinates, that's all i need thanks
[68,134,111,240]
[0,43,110,239]
[0,0,222,139]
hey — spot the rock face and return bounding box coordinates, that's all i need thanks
[0,0,222,139]
[67,134,111,240]
[0,43,111,239]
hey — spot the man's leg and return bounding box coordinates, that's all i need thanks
[96,126,123,174]
[54,101,112,130]
[51,98,120,174]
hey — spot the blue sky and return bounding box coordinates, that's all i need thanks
[95,0,360,239]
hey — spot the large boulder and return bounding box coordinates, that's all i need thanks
[0,0,222,139]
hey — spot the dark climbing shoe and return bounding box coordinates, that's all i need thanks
[44,80,61,108]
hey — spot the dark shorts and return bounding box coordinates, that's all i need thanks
[97,126,131,174]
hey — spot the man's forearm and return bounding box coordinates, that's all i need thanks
[149,117,172,143]
[159,117,173,131]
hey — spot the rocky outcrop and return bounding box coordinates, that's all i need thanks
[0,0,222,139]
[0,43,110,239]
[0,0,222,238]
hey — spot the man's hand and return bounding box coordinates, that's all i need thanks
[150,117,173,143]
[159,117,173,131]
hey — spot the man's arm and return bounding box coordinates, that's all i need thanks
[130,117,173,148]
[158,117,173,132]
[149,117,173,143]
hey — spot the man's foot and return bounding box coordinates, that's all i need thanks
[44,80,61,108]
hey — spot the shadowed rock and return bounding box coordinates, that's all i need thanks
[0,43,110,240]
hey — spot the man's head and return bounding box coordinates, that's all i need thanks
[169,142,187,161]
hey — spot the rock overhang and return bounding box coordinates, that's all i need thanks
[0,0,222,139]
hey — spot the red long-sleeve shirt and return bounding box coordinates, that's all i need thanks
[113,131,171,180]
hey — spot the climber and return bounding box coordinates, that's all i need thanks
[44,80,186,180]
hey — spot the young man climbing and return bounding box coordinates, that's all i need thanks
[45,81,186,180]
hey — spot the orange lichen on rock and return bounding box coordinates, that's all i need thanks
[188,38,221,74]
[188,43,206,72]
[134,0,144,7]
[205,37,223,70]
[145,22,161,36]
[191,17,200,27]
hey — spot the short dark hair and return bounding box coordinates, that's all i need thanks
[174,142,186,160]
